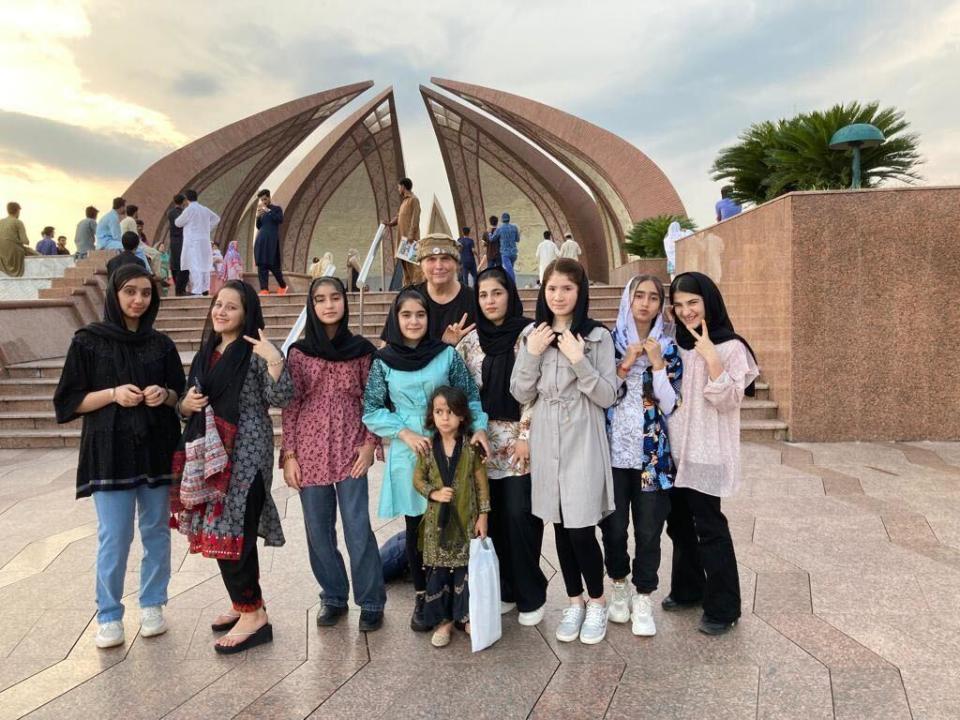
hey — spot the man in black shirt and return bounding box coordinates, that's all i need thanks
[380,233,476,345]
[106,232,150,278]
[167,194,188,295]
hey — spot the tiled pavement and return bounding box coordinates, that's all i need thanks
[0,441,958,719]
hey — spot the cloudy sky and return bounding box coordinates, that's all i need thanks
[2,0,959,247]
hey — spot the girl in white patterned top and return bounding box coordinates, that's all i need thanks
[456,267,548,627]
[664,272,759,636]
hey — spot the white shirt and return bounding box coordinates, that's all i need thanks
[175,201,219,276]
[559,239,581,258]
[535,240,559,278]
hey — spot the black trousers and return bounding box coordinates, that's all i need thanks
[599,468,671,593]
[553,522,605,599]
[257,264,286,290]
[217,474,266,612]
[489,475,547,612]
[169,236,189,296]
[404,514,427,592]
[665,487,741,623]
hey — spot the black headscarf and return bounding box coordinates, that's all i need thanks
[669,271,758,396]
[377,287,448,372]
[475,267,532,421]
[79,264,160,440]
[289,276,375,362]
[535,262,605,343]
[185,280,264,430]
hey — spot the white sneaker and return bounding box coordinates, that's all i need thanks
[579,601,608,644]
[140,606,168,638]
[631,593,657,636]
[555,604,585,642]
[607,580,632,624]
[500,601,517,615]
[95,620,125,649]
[518,604,546,626]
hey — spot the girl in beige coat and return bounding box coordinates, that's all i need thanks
[510,258,617,645]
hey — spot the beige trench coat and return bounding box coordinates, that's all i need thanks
[510,325,617,528]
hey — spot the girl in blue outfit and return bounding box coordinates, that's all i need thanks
[363,288,489,632]
[600,274,682,637]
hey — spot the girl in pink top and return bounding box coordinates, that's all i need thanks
[664,272,759,636]
[281,276,386,632]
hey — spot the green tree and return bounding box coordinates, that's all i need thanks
[711,101,922,206]
[623,214,697,258]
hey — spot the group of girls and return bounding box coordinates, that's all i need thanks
[54,253,757,654]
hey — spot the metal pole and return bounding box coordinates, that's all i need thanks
[852,145,862,189]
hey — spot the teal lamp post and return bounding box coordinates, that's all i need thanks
[829,123,885,189]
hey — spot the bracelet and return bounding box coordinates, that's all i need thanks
[110,387,117,401]
[282,451,297,462]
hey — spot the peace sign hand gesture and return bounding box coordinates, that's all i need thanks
[441,313,476,346]
[686,322,721,370]
[243,328,283,364]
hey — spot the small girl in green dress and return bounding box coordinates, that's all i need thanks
[413,385,490,648]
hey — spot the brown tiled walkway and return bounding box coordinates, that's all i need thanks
[0,441,958,718]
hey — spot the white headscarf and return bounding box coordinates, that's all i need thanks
[662,221,692,272]
[612,276,674,373]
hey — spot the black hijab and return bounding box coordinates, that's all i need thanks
[475,267,532,421]
[185,280,264,430]
[290,276,375,362]
[376,288,448,372]
[80,264,160,439]
[535,262,605,343]
[669,271,758,396]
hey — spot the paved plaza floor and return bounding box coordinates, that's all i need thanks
[0,441,958,719]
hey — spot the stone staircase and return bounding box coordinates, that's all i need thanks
[0,284,786,448]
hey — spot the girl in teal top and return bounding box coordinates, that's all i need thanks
[363,288,489,632]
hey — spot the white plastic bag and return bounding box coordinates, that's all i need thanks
[468,536,502,652]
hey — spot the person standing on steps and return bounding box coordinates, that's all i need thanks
[383,177,422,289]
[167,194,189,295]
[510,258,617,646]
[171,280,293,654]
[254,189,288,296]
[600,274,682,638]
[363,288,489,634]
[282,276,386,633]
[490,212,520,281]
[175,189,219,296]
[457,227,478,288]
[53,264,185,649]
[662,271,758,636]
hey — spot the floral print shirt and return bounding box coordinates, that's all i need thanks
[281,350,381,486]
[456,329,534,480]
[607,345,683,490]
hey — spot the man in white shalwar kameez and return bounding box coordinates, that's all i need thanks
[175,189,219,295]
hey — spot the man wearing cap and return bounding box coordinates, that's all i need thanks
[490,211,520,281]
[382,233,477,346]
[559,232,582,259]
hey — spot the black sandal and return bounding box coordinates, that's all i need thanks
[211,604,266,632]
[214,623,273,654]
[211,614,241,632]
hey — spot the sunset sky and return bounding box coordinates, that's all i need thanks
[2,0,959,249]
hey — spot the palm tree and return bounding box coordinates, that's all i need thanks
[623,214,697,258]
[711,102,922,206]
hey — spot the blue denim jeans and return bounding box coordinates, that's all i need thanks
[92,485,171,622]
[300,476,386,611]
[501,253,517,282]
